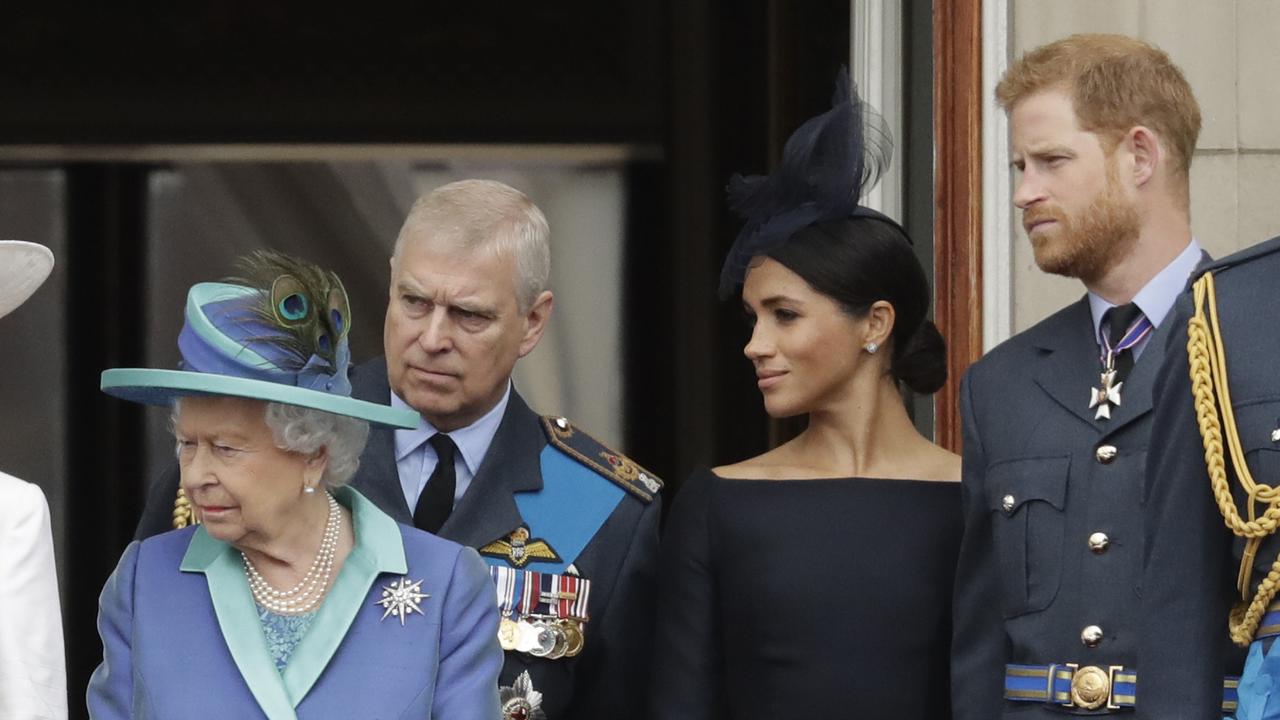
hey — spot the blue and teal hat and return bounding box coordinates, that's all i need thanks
[101,252,418,429]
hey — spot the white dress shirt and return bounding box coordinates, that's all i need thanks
[391,382,512,513]
[1088,238,1204,361]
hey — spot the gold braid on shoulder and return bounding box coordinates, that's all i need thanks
[1189,271,1280,646]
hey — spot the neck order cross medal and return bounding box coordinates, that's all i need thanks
[1090,363,1124,420]
[1089,312,1154,420]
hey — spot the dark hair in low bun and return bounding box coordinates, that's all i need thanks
[766,215,948,395]
[891,320,947,394]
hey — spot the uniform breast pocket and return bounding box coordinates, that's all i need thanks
[1235,400,1280,492]
[985,456,1070,618]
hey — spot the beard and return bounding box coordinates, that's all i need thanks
[1024,164,1141,283]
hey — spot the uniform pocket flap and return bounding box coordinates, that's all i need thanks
[1232,399,1280,455]
[984,455,1070,513]
[1226,399,1280,490]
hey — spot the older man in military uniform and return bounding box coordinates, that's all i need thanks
[1136,237,1280,718]
[136,180,661,720]
[951,35,1233,717]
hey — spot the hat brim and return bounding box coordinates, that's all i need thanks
[0,241,54,320]
[101,368,420,429]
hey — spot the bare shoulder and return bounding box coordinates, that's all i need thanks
[713,446,803,480]
[915,443,961,483]
[712,459,782,481]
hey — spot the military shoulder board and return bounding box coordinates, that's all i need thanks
[540,416,663,502]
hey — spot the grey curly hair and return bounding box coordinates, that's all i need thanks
[172,399,369,489]
[263,402,370,488]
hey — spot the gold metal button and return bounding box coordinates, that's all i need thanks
[1095,445,1118,464]
[1081,625,1104,648]
[1088,532,1110,554]
[1001,494,1015,513]
[1070,665,1111,710]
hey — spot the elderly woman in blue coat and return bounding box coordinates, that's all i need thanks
[87,252,503,720]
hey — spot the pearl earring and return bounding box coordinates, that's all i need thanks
[303,486,317,495]
[864,342,879,354]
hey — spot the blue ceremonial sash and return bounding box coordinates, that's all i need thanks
[480,444,626,575]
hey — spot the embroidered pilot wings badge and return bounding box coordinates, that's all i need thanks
[480,526,561,568]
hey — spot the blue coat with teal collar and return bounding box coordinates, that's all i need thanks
[134,358,663,720]
[95,487,502,719]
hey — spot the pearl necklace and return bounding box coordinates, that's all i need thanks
[242,491,341,614]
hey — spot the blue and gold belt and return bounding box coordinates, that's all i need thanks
[1004,664,1240,714]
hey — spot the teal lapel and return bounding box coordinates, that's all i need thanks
[280,487,407,705]
[180,529,297,720]
[179,487,407,715]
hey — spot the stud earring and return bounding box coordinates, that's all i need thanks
[303,486,317,495]
[864,342,879,354]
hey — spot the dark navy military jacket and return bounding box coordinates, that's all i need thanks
[953,293,1186,719]
[1138,237,1280,719]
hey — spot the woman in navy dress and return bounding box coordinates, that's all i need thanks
[650,74,962,720]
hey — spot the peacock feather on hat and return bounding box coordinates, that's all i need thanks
[226,249,352,373]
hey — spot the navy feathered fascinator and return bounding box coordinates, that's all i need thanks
[719,68,900,296]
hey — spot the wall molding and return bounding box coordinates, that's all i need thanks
[982,0,1013,350]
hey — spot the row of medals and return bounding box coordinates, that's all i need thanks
[499,615,585,659]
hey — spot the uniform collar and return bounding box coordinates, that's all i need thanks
[179,486,406,717]
[1088,238,1203,346]
[390,381,511,477]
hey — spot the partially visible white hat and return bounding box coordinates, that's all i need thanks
[0,240,54,320]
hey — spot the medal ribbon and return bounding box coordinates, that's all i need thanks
[497,567,592,621]
[557,576,577,620]
[489,566,523,619]
[536,572,554,615]
[501,567,515,617]
[519,570,537,617]
[573,577,591,621]
[1098,313,1154,369]
[542,574,560,619]
[511,569,525,618]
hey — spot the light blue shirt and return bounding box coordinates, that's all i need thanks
[391,382,511,513]
[1087,239,1203,361]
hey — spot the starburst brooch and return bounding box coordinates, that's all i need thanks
[374,577,429,625]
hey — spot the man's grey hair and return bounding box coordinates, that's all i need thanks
[172,399,369,489]
[392,179,551,311]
